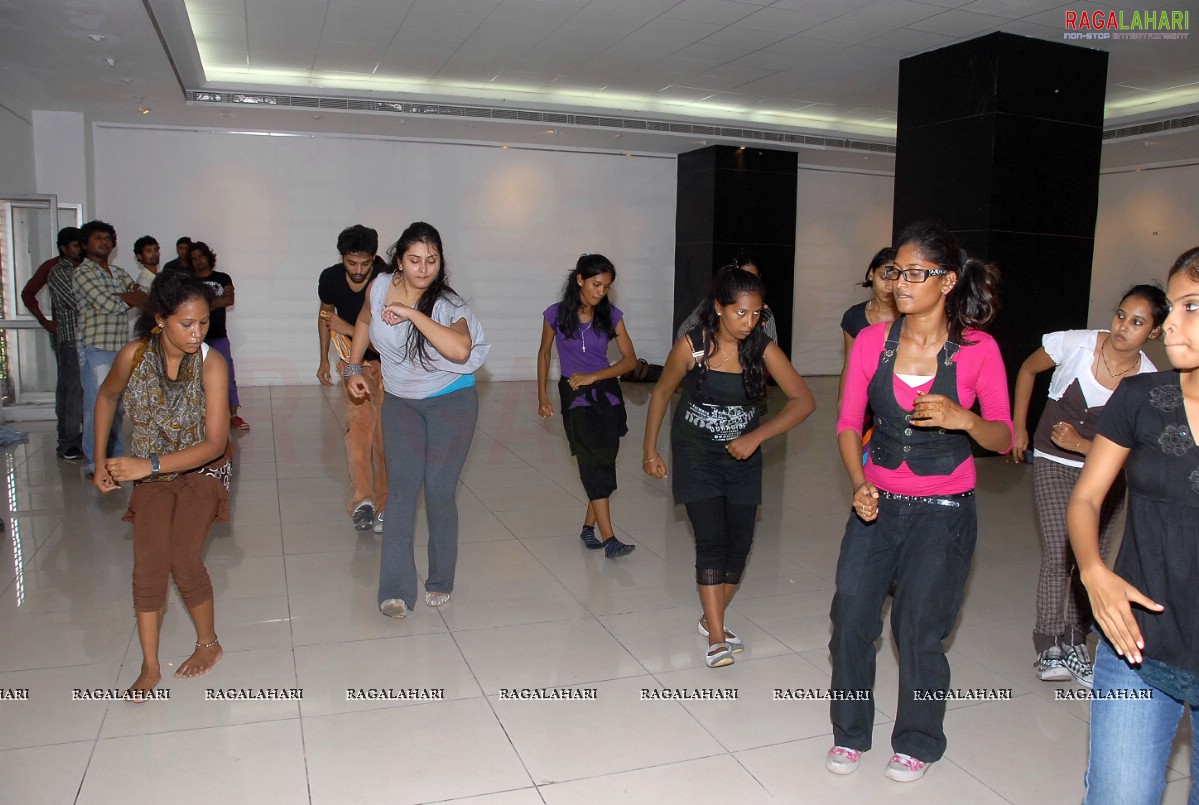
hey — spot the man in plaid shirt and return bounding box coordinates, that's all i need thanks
[73,220,147,475]
[42,227,85,460]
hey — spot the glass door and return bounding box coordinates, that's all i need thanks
[0,195,82,410]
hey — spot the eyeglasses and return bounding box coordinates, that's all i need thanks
[880,265,949,283]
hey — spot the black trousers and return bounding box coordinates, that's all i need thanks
[828,493,977,762]
[685,497,757,585]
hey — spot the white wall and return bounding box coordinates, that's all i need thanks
[1093,163,1199,319]
[1092,163,1199,369]
[0,104,35,193]
[33,110,87,208]
[92,125,677,385]
[791,168,895,375]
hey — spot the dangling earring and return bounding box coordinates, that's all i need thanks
[151,323,163,335]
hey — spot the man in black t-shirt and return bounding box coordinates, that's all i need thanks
[162,236,192,274]
[318,225,387,531]
[191,241,249,431]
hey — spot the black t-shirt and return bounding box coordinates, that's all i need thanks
[318,261,384,362]
[1096,372,1199,682]
[162,257,188,275]
[197,270,233,340]
[840,301,870,339]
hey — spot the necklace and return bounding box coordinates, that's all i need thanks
[1100,338,1138,378]
[900,329,947,349]
[579,321,593,353]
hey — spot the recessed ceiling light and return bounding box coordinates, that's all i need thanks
[88,34,105,42]
[104,57,116,67]
[138,107,151,115]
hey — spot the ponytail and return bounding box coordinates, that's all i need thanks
[894,220,1000,345]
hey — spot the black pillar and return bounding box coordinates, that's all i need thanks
[675,146,797,357]
[893,32,1108,434]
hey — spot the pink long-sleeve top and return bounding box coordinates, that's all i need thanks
[836,322,1014,496]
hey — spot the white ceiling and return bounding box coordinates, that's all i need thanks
[1,0,1197,170]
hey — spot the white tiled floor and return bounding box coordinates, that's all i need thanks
[0,377,1193,803]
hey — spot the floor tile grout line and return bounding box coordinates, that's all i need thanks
[269,386,316,804]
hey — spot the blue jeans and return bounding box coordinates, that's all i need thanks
[78,343,123,471]
[1084,641,1199,804]
[378,387,477,610]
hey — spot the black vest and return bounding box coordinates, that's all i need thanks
[868,316,971,476]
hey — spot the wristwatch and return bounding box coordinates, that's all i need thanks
[149,453,160,479]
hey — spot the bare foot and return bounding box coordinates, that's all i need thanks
[125,663,162,703]
[175,641,223,679]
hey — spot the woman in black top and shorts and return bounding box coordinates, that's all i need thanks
[643,268,815,668]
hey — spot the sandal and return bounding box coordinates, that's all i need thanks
[704,641,735,668]
[698,616,744,652]
[424,591,451,607]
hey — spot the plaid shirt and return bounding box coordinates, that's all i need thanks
[74,258,137,352]
[46,258,80,345]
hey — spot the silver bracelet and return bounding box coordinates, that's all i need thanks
[342,363,365,378]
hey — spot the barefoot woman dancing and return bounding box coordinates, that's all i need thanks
[94,271,232,698]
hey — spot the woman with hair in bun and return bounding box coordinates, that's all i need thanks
[644,267,815,668]
[837,247,898,409]
[93,270,233,700]
[826,221,1012,782]
[537,253,639,558]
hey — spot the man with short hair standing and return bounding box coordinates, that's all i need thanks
[133,235,161,292]
[318,225,387,530]
[74,220,146,475]
[162,236,191,274]
[27,227,85,459]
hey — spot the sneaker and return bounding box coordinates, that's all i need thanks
[579,525,603,549]
[351,501,375,530]
[825,746,861,775]
[59,447,85,461]
[373,509,384,534]
[1035,646,1072,682]
[1062,644,1094,689]
[380,599,408,618]
[884,753,929,782]
[603,536,635,558]
[230,415,250,431]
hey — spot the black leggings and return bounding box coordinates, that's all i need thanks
[685,497,757,585]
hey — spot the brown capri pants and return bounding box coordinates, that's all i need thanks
[124,471,229,612]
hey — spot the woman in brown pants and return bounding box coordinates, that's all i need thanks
[94,270,232,700]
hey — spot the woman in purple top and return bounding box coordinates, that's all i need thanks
[537,254,640,558]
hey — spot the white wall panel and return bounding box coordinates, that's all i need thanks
[93,125,677,385]
[791,168,894,376]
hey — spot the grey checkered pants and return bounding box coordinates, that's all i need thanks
[1033,457,1126,653]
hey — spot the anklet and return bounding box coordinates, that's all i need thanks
[196,637,219,649]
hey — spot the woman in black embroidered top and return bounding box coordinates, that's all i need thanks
[1069,248,1199,804]
[643,268,815,668]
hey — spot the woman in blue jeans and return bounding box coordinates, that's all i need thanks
[345,222,489,618]
[1069,247,1199,804]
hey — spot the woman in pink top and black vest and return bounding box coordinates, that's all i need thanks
[825,221,1013,783]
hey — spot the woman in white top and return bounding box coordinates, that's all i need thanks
[345,222,490,618]
[1010,284,1167,685]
